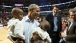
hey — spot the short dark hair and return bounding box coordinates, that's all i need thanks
[11,8,23,15]
[53,5,59,9]
[33,31,42,40]
[28,4,39,10]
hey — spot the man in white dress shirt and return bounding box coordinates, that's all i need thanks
[21,4,40,43]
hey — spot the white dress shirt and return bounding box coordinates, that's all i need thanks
[32,27,52,43]
[7,18,25,40]
[21,15,39,43]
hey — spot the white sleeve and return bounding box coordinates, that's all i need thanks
[7,29,12,37]
[46,34,52,43]
[31,27,39,38]
[7,20,12,37]
[14,22,25,40]
[32,27,39,33]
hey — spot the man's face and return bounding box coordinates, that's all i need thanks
[30,7,40,19]
[53,7,59,14]
[70,12,75,20]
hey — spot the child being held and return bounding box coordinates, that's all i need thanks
[31,20,52,43]
[7,8,25,43]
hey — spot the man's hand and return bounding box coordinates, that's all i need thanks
[61,32,67,38]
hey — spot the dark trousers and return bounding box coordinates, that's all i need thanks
[11,36,25,43]
[11,36,19,41]
[52,32,60,43]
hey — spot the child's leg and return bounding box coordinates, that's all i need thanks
[7,36,15,43]
[15,38,25,43]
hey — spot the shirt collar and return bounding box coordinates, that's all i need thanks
[25,15,34,22]
[53,13,58,16]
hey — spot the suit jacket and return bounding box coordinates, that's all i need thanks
[66,22,76,43]
[46,13,62,39]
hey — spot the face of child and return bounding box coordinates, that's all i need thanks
[16,12,24,20]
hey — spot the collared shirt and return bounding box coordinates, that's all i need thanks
[7,18,25,40]
[32,27,52,43]
[21,15,39,43]
[53,15,58,32]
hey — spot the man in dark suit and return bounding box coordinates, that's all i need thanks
[46,6,62,43]
[61,8,76,43]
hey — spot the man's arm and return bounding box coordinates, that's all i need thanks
[66,25,76,41]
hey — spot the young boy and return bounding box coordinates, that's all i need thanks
[31,20,52,43]
[7,8,25,43]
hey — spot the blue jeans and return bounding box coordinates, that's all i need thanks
[59,38,66,43]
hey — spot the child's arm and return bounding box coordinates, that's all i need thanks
[46,34,52,43]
